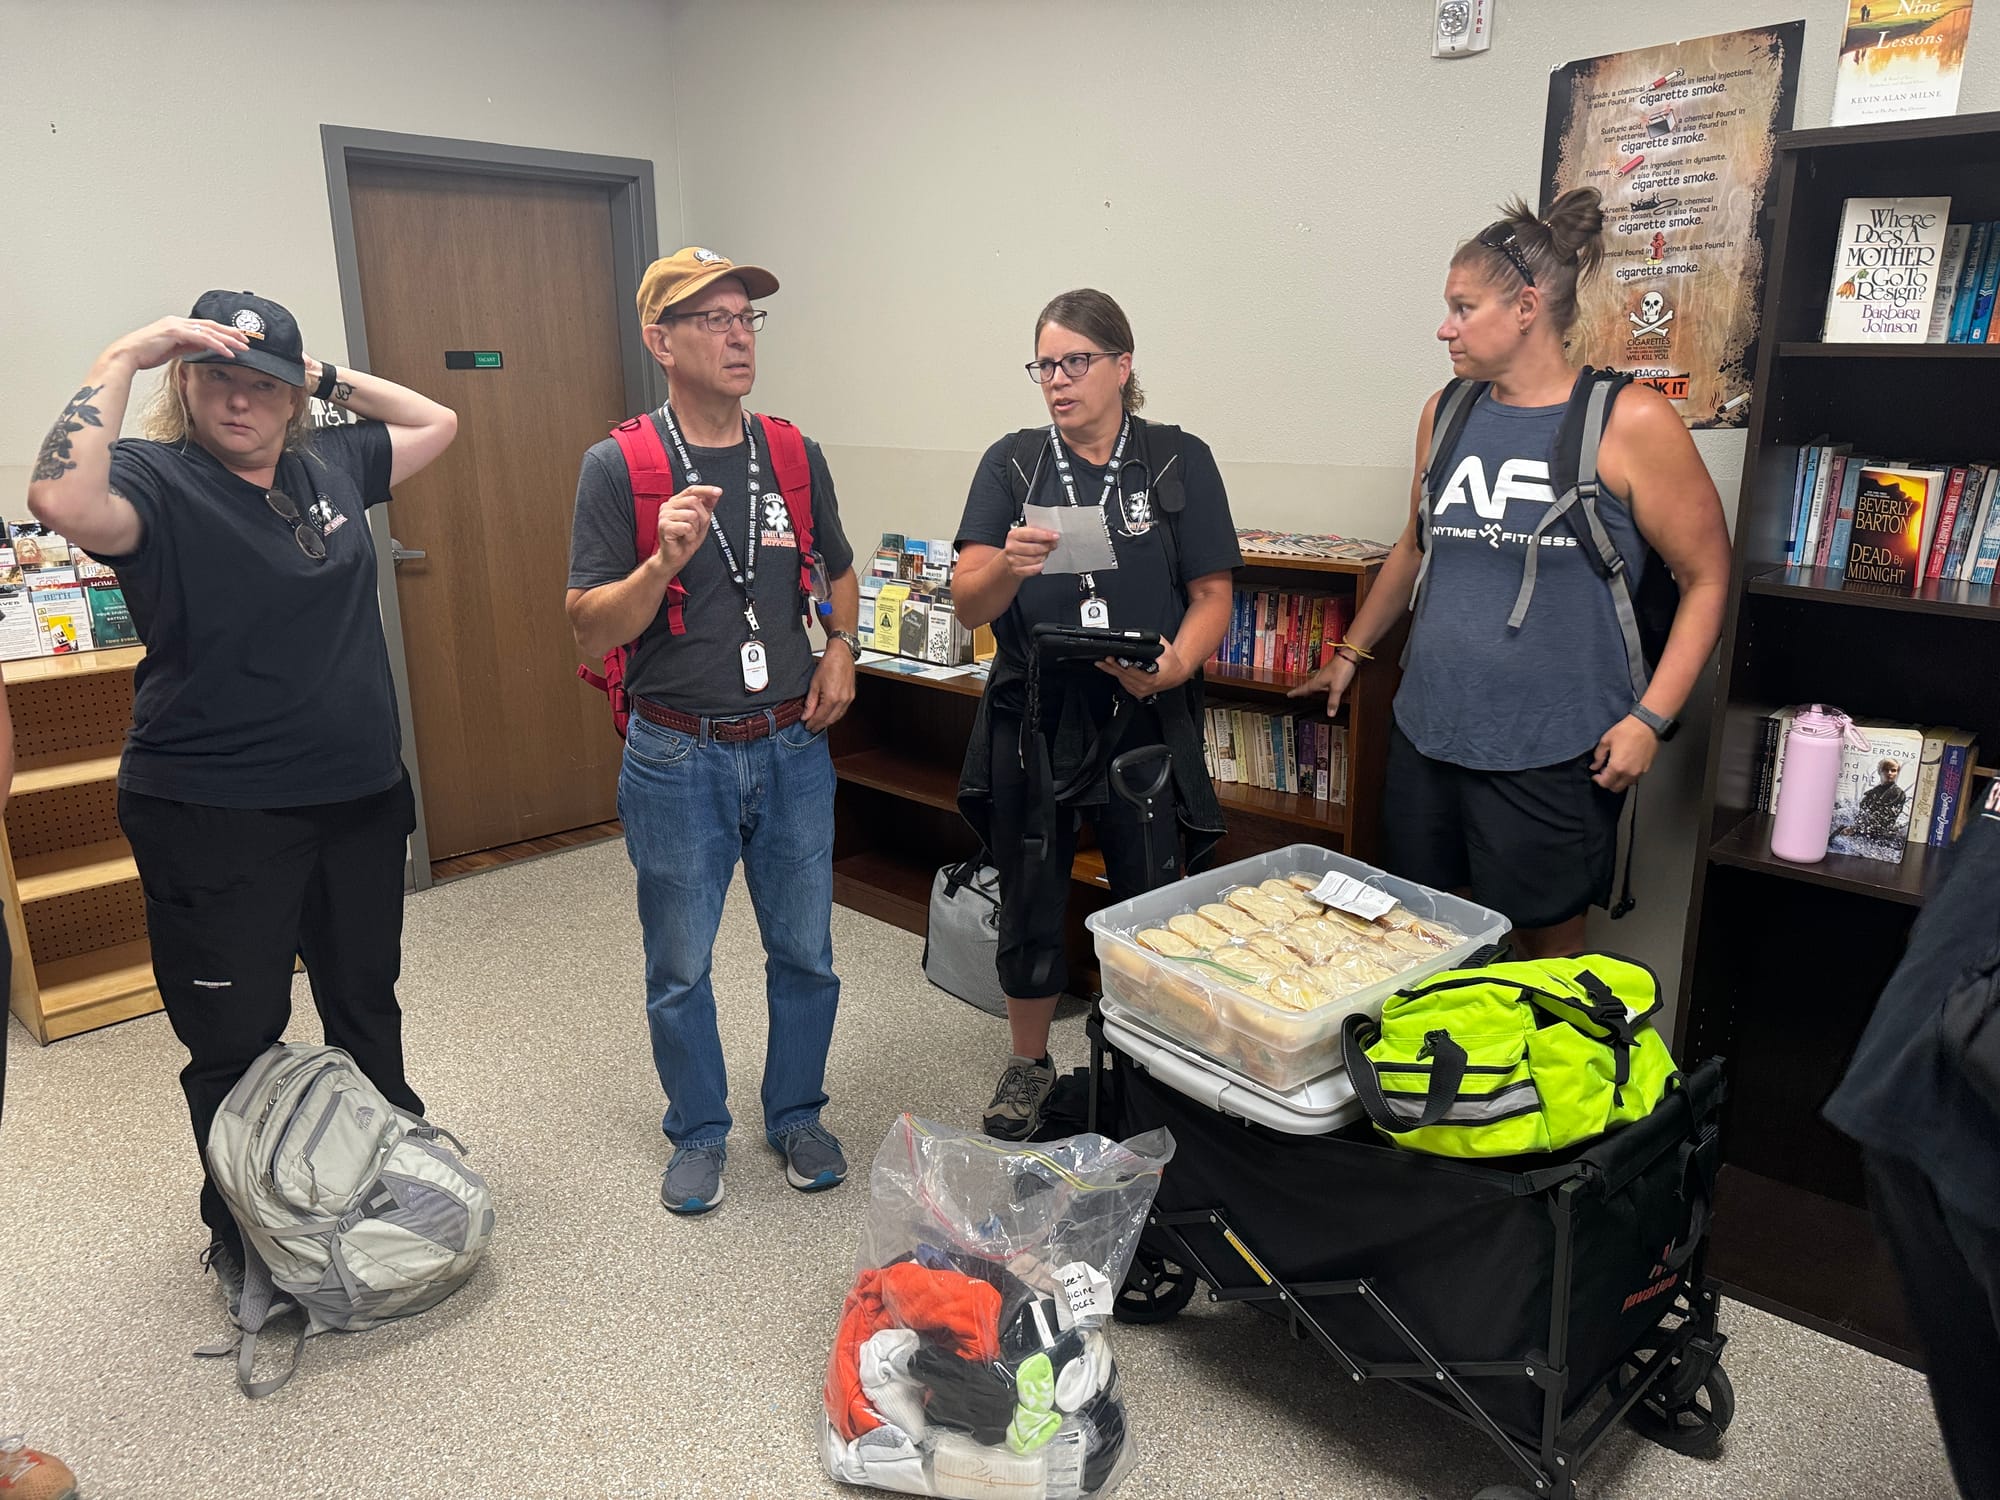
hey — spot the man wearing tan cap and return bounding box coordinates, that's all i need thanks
[566,248,860,1215]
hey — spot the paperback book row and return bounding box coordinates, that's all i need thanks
[858,533,991,667]
[0,524,138,661]
[1212,588,1356,675]
[1785,443,2000,592]
[1820,196,2000,344]
[1754,710,1985,862]
[1202,708,1346,806]
[1234,528,1391,563]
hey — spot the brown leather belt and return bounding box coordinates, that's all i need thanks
[633,695,806,742]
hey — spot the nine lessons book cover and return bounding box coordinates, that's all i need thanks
[1831,0,1975,125]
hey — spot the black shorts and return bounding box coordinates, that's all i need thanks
[1383,724,1625,932]
[988,709,1181,999]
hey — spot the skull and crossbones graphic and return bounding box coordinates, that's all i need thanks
[1629,291,1674,337]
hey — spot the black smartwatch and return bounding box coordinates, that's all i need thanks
[1630,703,1679,742]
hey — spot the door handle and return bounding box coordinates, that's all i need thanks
[390,539,427,563]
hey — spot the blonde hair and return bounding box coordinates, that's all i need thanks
[1452,188,1606,334]
[142,358,313,450]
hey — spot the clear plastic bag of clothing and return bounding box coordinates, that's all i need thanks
[821,1114,1175,1499]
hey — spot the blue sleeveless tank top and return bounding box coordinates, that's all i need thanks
[1394,389,1646,772]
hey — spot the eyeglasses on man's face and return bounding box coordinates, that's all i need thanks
[1024,350,1125,384]
[660,308,768,334]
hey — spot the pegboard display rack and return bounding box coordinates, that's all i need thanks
[3,645,156,1042]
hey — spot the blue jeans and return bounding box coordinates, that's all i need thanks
[619,707,840,1150]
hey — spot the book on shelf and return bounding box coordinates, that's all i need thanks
[1841,464,1939,592]
[1827,721,1926,862]
[1830,0,1975,128]
[1925,219,2000,343]
[1821,197,1952,343]
[1212,587,1353,674]
[1203,705,1344,805]
[1948,221,1991,342]
[1927,224,1973,341]
[1758,710,1978,850]
[84,579,137,648]
[30,584,94,656]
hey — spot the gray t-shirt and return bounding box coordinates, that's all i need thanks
[566,415,852,718]
[1394,389,1647,772]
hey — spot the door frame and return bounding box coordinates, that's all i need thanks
[320,126,662,888]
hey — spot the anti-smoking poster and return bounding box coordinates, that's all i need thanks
[1541,23,1804,429]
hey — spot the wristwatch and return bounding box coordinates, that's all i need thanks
[827,629,863,658]
[1630,703,1679,742]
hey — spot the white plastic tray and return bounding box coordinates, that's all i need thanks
[1086,843,1509,1092]
[1101,998,1364,1136]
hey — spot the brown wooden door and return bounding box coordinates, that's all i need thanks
[348,165,629,860]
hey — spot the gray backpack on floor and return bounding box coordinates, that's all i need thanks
[203,1043,495,1397]
[923,854,1009,1017]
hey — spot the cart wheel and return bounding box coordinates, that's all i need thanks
[1114,1248,1198,1324]
[1620,1360,1735,1457]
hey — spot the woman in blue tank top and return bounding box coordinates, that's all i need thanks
[1291,189,1731,957]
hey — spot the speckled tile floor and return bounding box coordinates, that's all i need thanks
[0,840,1956,1499]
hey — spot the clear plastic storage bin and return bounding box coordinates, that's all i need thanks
[1085,844,1509,1092]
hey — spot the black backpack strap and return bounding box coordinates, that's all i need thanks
[1402,380,1485,668]
[1004,427,1048,518]
[1509,368,1650,701]
[1135,420,1189,611]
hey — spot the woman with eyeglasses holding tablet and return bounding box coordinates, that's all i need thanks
[25,292,456,1314]
[953,288,1240,1141]
[1290,191,1730,958]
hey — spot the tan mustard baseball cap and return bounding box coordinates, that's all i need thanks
[636,247,780,326]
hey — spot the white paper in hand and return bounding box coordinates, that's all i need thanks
[1309,871,1398,921]
[1023,504,1119,576]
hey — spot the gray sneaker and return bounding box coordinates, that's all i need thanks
[772,1123,848,1192]
[200,1237,246,1322]
[661,1144,727,1215]
[984,1055,1056,1141]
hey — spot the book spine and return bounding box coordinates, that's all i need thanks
[1806,446,1839,564]
[1283,715,1298,796]
[1827,457,1865,577]
[1756,713,1779,813]
[1946,465,1985,580]
[1927,466,1969,579]
[1257,591,1276,671]
[1812,454,1846,569]
[1790,445,1822,563]
[1971,471,2000,585]
[1932,743,1972,845]
[1909,730,1946,845]
[1968,224,2000,343]
[1929,225,1972,342]
[1950,222,1991,342]
[1305,596,1324,676]
[1315,721,1331,802]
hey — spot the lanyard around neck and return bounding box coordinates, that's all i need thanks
[658,403,765,634]
[1047,416,1129,595]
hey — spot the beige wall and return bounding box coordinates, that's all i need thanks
[665,0,1999,1004]
[0,0,683,499]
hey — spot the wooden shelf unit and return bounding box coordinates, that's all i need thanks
[1676,112,2000,1367]
[3,645,156,1043]
[830,554,1399,994]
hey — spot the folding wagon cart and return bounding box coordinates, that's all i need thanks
[1088,1017,1733,1500]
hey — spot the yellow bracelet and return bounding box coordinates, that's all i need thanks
[1334,640,1374,663]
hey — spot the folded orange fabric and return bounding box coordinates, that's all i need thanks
[826,1262,1003,1440]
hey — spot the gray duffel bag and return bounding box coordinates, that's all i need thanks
[922,854,1008,1017]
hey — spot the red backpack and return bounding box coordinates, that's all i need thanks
[577,411,815,737]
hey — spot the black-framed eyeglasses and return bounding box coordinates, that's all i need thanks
[1476,225,1537,287]
[265,487,327,562]
[1025,350,1126,384]
[658,308,768,334]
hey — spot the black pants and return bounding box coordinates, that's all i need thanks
[988,708,1182,998]
[119,773,424,1251]
[1865,1150,2000,1499]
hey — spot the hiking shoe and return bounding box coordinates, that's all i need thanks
[773,1122,848,1192]
[661,1145,727,1215]
[200,1238,246,1322]
[984,1055,1056,1142]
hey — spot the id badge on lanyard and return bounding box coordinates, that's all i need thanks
[660,404,772,694]
[1049,418,1129,631]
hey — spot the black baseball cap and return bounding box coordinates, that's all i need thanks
[181,290,308,387]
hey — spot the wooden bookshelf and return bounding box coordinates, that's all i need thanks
[1676,112,2000,1367]
[830,554,1399,994]
[3,645,156,1043]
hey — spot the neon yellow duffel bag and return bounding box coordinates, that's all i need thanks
[1339,954,1680,1158]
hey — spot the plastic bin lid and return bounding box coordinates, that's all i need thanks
[1102,1000,1363,1137]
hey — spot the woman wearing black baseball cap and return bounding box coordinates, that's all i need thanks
[25,293,457,1318]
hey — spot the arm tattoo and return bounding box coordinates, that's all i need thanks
[332,380,354,403]
[31,385,106,482]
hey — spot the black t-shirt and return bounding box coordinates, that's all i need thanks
[97,423,404,809]
[565,415,853,719]
[955,423,1241,709]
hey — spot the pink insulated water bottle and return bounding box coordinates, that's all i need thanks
[1770,705,1867,864]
